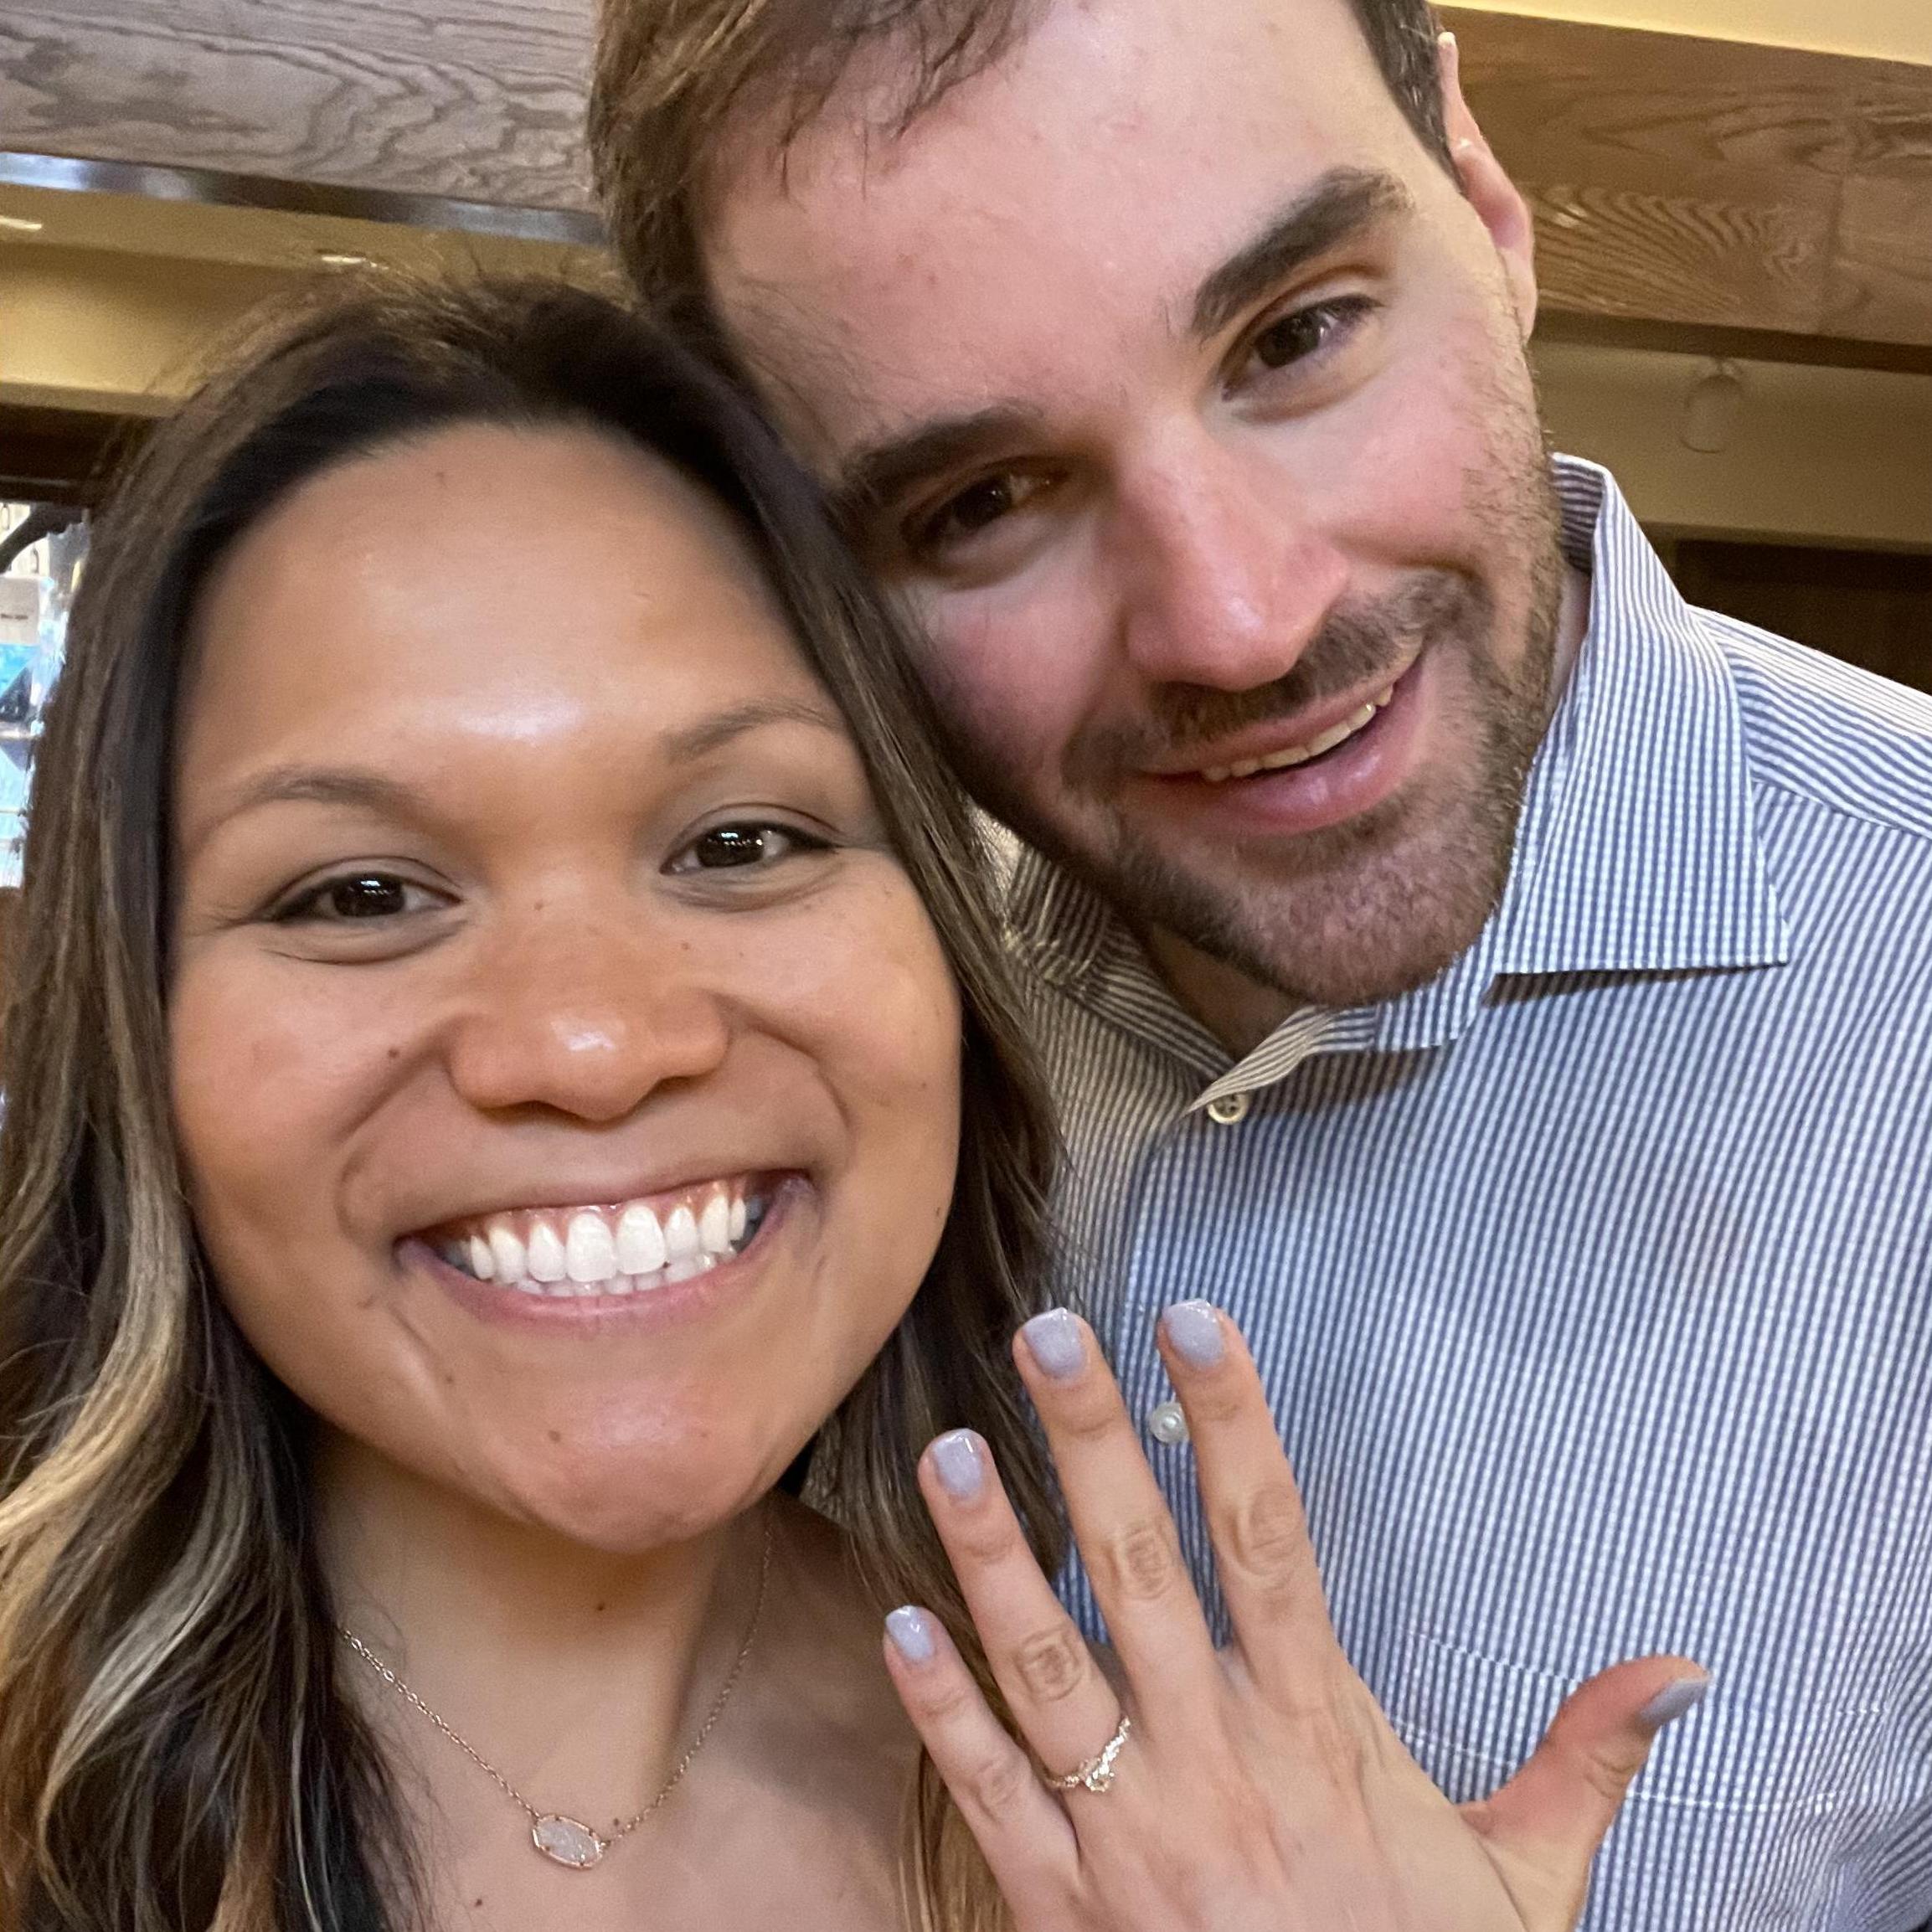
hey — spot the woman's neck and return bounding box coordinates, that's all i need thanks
[317,1430,768,1832]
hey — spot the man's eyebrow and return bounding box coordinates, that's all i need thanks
[830,404,1048,528]
[1190,167,1414,343]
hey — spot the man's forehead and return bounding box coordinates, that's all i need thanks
[706,0,1411,456]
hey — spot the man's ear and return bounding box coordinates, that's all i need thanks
[1437,30,1539,338]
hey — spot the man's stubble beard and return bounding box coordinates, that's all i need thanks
[930,384,1569,1014]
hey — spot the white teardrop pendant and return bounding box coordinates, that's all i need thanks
[532,1815,607,1868]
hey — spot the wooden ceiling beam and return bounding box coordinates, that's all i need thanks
[3,3,1929,359]
[1438,8,1932,356]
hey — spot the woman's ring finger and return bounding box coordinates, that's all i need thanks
[1045,1711,1134,1795]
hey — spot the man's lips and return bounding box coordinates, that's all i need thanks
[1116,655,1432,842]
[1136,662,1416,783]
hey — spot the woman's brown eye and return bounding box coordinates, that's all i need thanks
[694,827,779,868]
[672,823,827,875]
[324,876,410,918]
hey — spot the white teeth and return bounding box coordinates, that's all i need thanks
[565,1210,618,1284]
[451,1186,760,1300]
[1374,687,1394,707]
[664,1203,701,1264]
[699,1192,732,1256]
[487,1222,528,1284]
[526,1219,567,1283]
[616,1203,667,1275]
[1200,698,1382,784]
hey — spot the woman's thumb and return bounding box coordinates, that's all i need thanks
[1459,1656,1709,1929]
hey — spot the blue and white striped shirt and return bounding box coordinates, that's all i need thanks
[1018,458,1932,1931]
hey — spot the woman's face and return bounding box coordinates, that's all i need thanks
[169,422,961,1550]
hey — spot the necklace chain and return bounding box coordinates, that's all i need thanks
[338,1515,773,1862]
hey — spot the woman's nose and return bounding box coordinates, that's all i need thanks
[443,906,731,1122]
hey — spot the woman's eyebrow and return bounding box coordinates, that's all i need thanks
[658,696,850,763]
[183,700,850,858]
[182,767,428,863]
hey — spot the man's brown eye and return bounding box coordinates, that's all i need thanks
[927,477,1020,544]
[1253,308,1331,370]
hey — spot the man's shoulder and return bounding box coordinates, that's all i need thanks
[1698,605,1932,847]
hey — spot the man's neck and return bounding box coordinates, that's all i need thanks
[1141,928,1298,1057]
[1141,563,1597,1061]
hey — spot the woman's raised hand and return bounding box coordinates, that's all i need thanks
[883,1303,1707,1932]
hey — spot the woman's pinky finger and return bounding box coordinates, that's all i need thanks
[883,1605,1078,1911]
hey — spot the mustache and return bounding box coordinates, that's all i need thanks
[1068,572,1488,786]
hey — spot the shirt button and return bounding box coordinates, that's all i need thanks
[1146,1399,1190,1446]
[1205,1090,1251,1125]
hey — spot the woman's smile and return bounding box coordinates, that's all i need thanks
[402,1172,799,1331]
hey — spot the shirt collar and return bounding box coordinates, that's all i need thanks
[1005,456,1791,1084]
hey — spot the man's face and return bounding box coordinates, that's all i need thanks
[707,0,1566,1016]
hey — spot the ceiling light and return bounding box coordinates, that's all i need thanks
[316,250,375,269]
[0,214,45,234]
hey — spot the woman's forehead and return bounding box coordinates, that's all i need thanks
[174,421,822,796]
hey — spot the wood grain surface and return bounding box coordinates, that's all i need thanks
[1,2,1928,356]
[1440,8,1932,354]
[0,0,596,212]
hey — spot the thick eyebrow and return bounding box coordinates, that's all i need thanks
[187,699,851,858]
[829,404,1048,530]
[1190,167,1414,343]
[827,170,1411,528]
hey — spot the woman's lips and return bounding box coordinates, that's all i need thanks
[401,1174,800,1327]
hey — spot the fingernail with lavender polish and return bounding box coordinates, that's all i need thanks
[1637,1676,1711,1734]
[887,1605,939,1666]
[1162,1300,1226,1370]
[929,1430,987,1502]
[1022,1309,1085,1379]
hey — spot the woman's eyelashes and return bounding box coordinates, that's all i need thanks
[666,819,835,878]
[269,869,451,926]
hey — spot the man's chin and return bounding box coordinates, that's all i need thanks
[1100,817,1516,1014]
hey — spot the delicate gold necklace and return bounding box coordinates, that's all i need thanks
[338,1515,774,1871]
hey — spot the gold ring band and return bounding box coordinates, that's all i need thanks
[1045,1713,1133,1795]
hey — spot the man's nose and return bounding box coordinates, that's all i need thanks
[444,902,731,1122]
[1110,438,1348,691]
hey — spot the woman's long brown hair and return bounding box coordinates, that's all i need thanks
[0,277,1059,1930]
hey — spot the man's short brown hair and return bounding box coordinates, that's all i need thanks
[589,0,1450,342]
